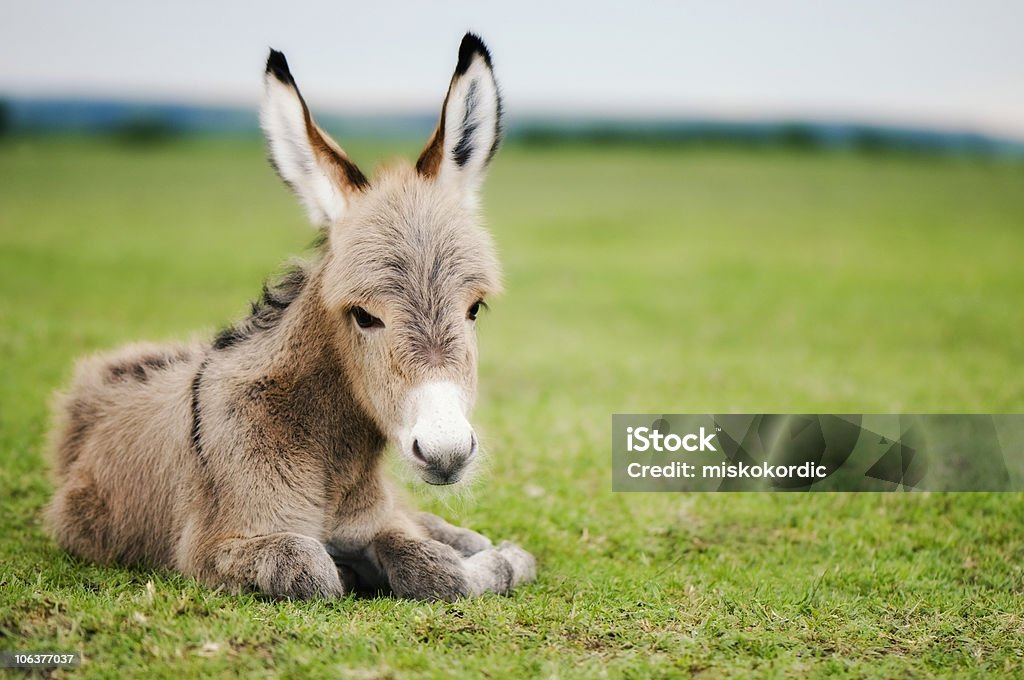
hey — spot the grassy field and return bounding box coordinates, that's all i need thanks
[1,136,1023,678]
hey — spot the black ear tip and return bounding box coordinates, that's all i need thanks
[456,32,493,75]
[265,49,293,83]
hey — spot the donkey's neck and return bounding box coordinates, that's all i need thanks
[226,274,386,464]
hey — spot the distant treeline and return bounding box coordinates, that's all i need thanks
[2,97,1022,158]
[514,121,1023,157]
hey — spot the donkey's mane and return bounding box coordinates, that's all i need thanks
[212,231,328,350]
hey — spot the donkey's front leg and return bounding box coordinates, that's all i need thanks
[198,531,345,600]
[372,527,536,601]
[415,511,494,556]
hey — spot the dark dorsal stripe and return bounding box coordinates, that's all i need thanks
[106,349,192,384]
[190,356,211,465]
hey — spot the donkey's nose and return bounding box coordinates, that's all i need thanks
[410,431,477,485]
[405,381,477,485]
[412,433,477,464]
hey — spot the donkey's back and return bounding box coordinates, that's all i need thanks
[47,341,204,566]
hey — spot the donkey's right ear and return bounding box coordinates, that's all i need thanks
[261,49,368,226]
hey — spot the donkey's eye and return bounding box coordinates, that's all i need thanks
[350,306,384,330]
[467,300,486,321]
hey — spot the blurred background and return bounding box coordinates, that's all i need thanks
[2,0,1024,151]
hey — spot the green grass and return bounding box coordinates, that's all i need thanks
[2,137,1023,678]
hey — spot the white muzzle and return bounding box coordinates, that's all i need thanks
[401,382,477,485]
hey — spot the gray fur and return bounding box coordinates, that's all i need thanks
[44,36,535,601]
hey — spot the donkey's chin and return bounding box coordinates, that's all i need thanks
[420,467,467,486]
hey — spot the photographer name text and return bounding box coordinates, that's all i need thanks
[625,426,828,480]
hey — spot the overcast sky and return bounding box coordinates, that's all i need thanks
[1,1,1022,138]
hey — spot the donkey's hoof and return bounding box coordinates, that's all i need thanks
[258,535,346,600]
[497,541,537,586]
[452,528,494,557]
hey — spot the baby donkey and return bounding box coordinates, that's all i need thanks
[46,34,536,600]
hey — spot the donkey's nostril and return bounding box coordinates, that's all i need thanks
[469,433,478,456]
[412,439,426,463]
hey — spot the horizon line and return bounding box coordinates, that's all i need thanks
[4,90,1024,145]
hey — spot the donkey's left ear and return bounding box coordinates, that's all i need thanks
[261,49,368,226]
[416,33,503,204]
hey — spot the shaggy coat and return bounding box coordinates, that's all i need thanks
[45,34,536,600]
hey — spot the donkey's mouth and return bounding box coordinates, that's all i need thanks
[419,465,467,486]
[424,477,460,486]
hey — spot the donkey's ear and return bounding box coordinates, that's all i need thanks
[416,34,502,203]
[261,49,368,226]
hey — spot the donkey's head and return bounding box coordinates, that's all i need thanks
[261,34,503,485]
